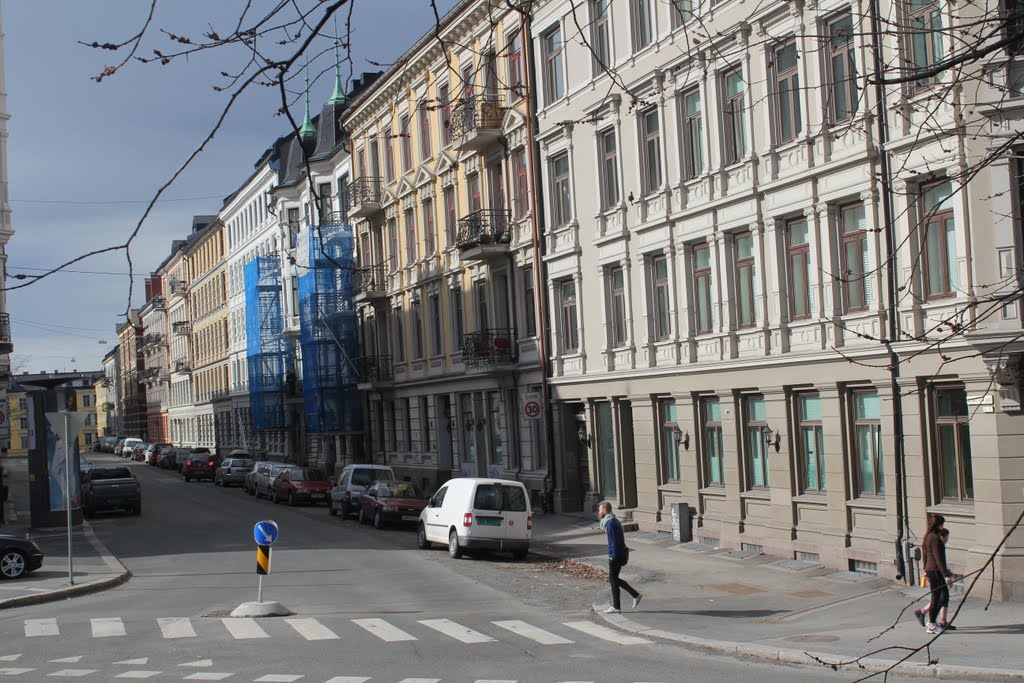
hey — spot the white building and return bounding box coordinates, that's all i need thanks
[0,0,16,448]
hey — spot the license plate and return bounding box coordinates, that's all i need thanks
[477,517,502,526]
[402,515,418,521]
[312,493,325,499]
[108,498,123,504]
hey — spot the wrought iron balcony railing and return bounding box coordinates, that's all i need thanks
[456,209,512,250]
[0,312,11,344]
[346,177,383,215]
[462,328,516,367]
[451,96,505,141]
[356,355,393,384]
[172,321,191,335]
[353,261,388,296]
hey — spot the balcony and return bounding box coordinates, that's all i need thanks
[462,328,516,369]
[158,369,171,382]
[457,209,512,261]
[151,296,166,310]
[317,211,346,227]
[170,282,188,297]
[172,321,191,335]
[352,261,388,305]
[0,312,12,355]
[451,97,505,152]
[347,177,383,218]
[102,402,115,412]
[173,359,191,373]
[355,354,393,390]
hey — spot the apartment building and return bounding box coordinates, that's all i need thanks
[0,2,15,449]
[529,0,1024,597]
[93,374,108,438]
[116,312,145,438]
[342,0,550,500]
[139,275,170,443]
[167,223,204,447]
[101,346,119,436]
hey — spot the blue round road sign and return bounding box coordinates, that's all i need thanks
[254,520,279,546]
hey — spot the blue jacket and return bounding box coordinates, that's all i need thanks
[605,516,627,562]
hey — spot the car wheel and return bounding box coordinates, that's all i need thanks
[214,475,221,486]
[512,549,528,561]
[373,510,383,530]
[448,529,463,559]
[340,501,351,519]
[0,550,28,579]
[328,500,336,516]
[288,492,296,506]
[133,502,142,516]
[417,524,431,550]
[272,490,279,504]
[184,475,191,483]
[357,507,365,524]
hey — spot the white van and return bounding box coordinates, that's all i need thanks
[417,478,531,560]
[120,438,142,458]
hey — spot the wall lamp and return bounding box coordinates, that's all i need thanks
[577,423,592,448]
[763,425,781,450]
[673,424,690,450]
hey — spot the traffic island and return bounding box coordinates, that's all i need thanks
[229,600,290,618]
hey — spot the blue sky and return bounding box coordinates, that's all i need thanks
[5,0,455,374]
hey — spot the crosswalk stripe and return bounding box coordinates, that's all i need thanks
[115,659,149,666]
[254,676,303,682]
[24,618,58,637]
[563,621,650,645]
[179,659,213,668]
[284,618,338,641]
[492,620,574,645]
[48,657,83,664]
[183,675,233,681]
[0,656,20,663]
[48,670,98,677]
[472,680,517,683]
[91,617,126,638]
[418,618,495,644]
[221,617,269,640]
[115,672,163,680]
[396,679,440,683]
[352,618,417,642]
[322,678,371,683]
[0,669,34,676]
[158,617,196,639]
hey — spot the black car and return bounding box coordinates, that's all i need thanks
[0,535,44,579]
[182,452,217,482]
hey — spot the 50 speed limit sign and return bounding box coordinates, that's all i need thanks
[521,392,543,421]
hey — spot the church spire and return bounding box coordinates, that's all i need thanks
[328,16,347,105]
[299,61,317,141]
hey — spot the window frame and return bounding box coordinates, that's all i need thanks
[839,203,869,312]
[786,218,811,321]
[506,28,524,100]
[383,126,395,183]
[400,114,413,173]
[418,102,432,160]
[513,148,530,218]
[591,0,612,73]
[542,25,566,105]
[422,197,436,257]
[451,286,464,352]
[744,395,769,489]
[393,306,406,363]
[693,244,713,334]
[523,265,537,337]
[598,127,620,210]
[851,389,884,497]
[680,87,704,180]
[443,185,457,246]
[671,0,695,28]
[772,40,802,144]
[660,399,680,482]
[550,152,572,227]
[404,207,418,263]
[631,0,653,51]
[438,82,453,148]
[387,218,400,272]
[797,393,826,493]
[734,231,756,328]
[919,181,957,300]
[640,107,663,195]
[701,397,724,486]
[651,254,672,340]
[559,279,580,353]
[428,292,442,356]
[608,265,627,347]
[722,67,748,165]
[411,299,424,360]
[825,13,859,125]
[932,385,973,502]
[905,0,946,92]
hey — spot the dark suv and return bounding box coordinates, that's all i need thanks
[182,452,217,482]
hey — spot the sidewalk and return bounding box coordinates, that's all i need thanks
[0,522,130,609]
[531,513,1023,681]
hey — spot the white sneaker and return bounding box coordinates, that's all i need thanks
[633,594,643,609]
[602,606,620,614]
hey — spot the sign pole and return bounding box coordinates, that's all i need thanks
[257,574,263,603]
[64,412,74,586]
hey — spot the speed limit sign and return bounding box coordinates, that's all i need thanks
[521,392,543,421]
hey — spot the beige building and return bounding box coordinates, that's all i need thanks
[140,276,170,443]
[165,236,195,446]
[93,374,108,439]
[530,0,1024,598]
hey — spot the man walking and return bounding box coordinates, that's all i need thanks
[598,501,641,614]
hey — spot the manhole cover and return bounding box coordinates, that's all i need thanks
[785,634,841,643]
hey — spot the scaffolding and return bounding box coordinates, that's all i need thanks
[245,257,294,430]
[298,221,362,434]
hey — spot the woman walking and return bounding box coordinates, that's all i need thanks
[598,501,641,614]
[916,514,953,634]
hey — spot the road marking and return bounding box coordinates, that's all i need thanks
[472,680,517,683]
[352,618,417,642]
[183,675,234,681]
[254,676,303,682]
[0,669,34,676]
[0,656,20,663]
[221,617,269,639]
[47,670,98,677]
[323,678,371,683]
[396,679,440,683]
[418,618,495,644]
[114,659,149,666]
[48,657,83,664]
[492,620,574,645]
[284,618,338,641]
[158,617,196,639]
[91,617,126,638]
[562,621,650,645]
[115,673,163,680]
[179,659,213,668]
[25,618,58,637]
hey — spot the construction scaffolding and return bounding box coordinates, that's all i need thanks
[245,257,294,430]
[297,221,362,434]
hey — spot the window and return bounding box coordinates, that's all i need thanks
[542,26,565,104]
[550,153,572,227]
[907,0,945,89]
[694,244,713,334]
[337,174,349,220]
[403,398,413,452]
[523,265,537,336]
[439,83,453,147]
[826,14,859,123]
[418,103,432,159]
[18,417,27,430]
[451,286,464,351]
[681,88,704,180]
[400,115,412,172]
[317,182,332,221]
[422,198,435,256]
[513,149,530,218]
[702,397,724,485]
[421,397,432,452]
[559,280,580,352]
[920,181,957,299]
[640,108,662,194]
[651,255,671,340]
[429,293,442,356]
[934,386,972,501]
[608,266,627,347]
[484,51,498,99]
[461,63,475,99]
[745,396,769,488]
[460,394,476,463]
[853,390,883,496]
[839,203,869,311]
[661,399,680,481]
[773,41,801,144]
[786,219,811,320]
[798,394,825,492]
[443,186,457,246]
[671,0,695,28]
[591,0,612,71]
[405,208,417,263]
[467,173,482,213]
[722,68,748,164]
[412,299,424,359]
[632,0,653,51]
[598,128,619,209]
[734,232,756,328]
[393,306,406,362]
[506,29,524,99]
[383,126,395,182]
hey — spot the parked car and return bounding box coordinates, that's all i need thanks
[328,464,395,518]
[144,443,170,465]
[0,535,44,579]
[113,438,127,457]
[244,461,283,495]
[253,463,297,499]
[81,465,142,517]
[271,467,330,505]
[182,452,217,482]
[132,442,149,462]
[120,438,142,458]
[159,448,180,470]
[417,478,531,561]
[358,480,428,529]
[214,457,254,487]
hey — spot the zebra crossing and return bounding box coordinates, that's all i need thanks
[15,614,650,648]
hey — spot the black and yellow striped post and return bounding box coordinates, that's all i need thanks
[256,544,271,601]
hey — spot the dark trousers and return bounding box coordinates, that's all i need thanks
[609,558,638,609]
[927,570,949,624]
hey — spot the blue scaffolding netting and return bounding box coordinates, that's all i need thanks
[298,221,362,434]
[245,256,294,430]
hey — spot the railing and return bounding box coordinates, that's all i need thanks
[356,355,393,384]
[462,328,516,367]
[315,211,346,226]
[172,321,191,335]
[0,312,10,344]
[353,261,388,296]
[456,209,512,250]
[451,96,505,140]
[174,359,191,372]
[347,177,383,208]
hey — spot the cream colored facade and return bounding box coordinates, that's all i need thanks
[343,0,550,499]
[165,244,195,446]
[531,0,1024,598]
[93,376,108,439]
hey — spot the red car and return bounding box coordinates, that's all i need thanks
[358,480,428,529]
[271,468,330,506]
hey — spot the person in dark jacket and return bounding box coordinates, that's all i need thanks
[916,514,953,634]
[598,501,641,614]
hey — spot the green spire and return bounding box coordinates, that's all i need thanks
[299,62,316,140]
[328,16,347,105]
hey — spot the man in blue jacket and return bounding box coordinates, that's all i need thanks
[599,501,641,614]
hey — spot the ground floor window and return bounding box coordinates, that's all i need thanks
[933,386,972,502]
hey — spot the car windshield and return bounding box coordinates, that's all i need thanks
[232,459,254,468]
[90,467,131,480]
[292,469,327,482]
[473,484,528,512]
[351,469,393,487]
[380,482,423,499]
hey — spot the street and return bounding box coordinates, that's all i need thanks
[0,454,939,682]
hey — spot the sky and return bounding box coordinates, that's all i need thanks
[4,0,457,375]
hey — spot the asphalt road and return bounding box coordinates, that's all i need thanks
[0,453,933,682]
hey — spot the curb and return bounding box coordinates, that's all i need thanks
[0,522,132,611]
[595,611,1023,682]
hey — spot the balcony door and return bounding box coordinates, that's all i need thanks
[494,272,511,332]
[488,162,505,213]
[476,280,490,331]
